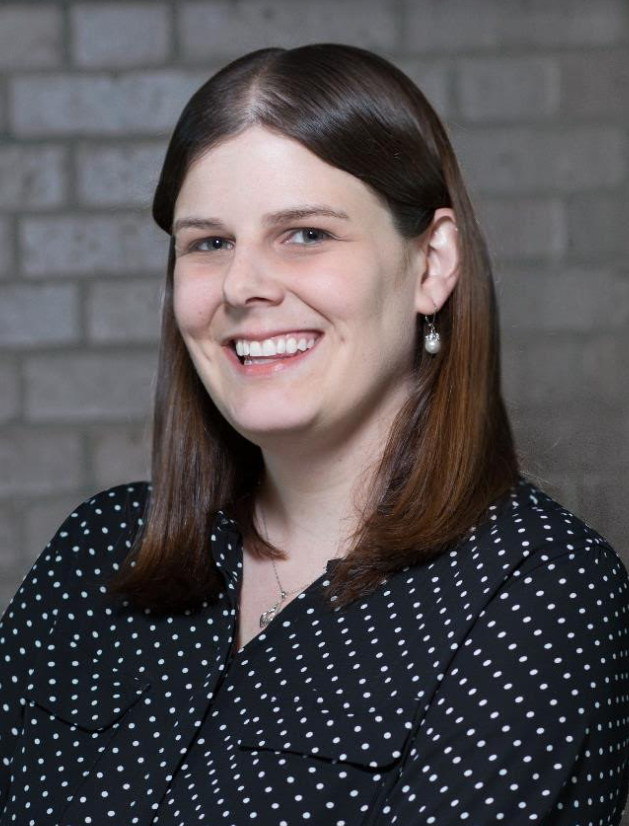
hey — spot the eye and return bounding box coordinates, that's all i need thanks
[287,228,332,246]
[188,237,234,253]
[181,228,331,255]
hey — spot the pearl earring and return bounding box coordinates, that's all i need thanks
[422,222,457,355]
[424,299,441,354]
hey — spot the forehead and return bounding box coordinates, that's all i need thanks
[174,125,389,224]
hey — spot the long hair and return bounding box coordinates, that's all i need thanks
[107,43,520,614]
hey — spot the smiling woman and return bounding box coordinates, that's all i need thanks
[168,123,456,466]
[1,43,628,826]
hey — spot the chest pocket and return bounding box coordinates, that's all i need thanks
[23,632,151,729]
[235,681,418,769]
[3,634,151,826]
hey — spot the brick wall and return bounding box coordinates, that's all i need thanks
[2,0,628,613]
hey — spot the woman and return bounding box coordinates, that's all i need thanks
[1,43,628,825]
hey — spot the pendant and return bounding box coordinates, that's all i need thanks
[259,604,277,627]
[259,592,287,628]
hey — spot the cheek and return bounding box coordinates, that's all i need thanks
[173,269,217,334]
[306,253,378,320]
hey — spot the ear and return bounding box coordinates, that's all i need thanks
[409,208,461,316]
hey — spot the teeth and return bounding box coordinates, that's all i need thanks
[235,335,317,358]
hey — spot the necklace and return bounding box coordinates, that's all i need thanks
[257,504,331,629]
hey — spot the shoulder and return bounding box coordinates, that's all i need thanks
[51,479,152,557]
[64,478,153,569]
[70,479,152,535]
[416,474,629,627]
[382,482,629,823]
[1,480,153,632]
[411,476,629,695]
[470,475,629,622]
[476,473,619,567]
[460,481,629,707]
[11,480,151,601]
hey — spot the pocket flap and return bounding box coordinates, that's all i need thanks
[23,634,151,731]
[236,684,416,768]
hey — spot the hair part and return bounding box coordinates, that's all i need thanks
[107,42,520,616]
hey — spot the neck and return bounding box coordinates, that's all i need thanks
[255,459,369,567]
[252,385,410,571]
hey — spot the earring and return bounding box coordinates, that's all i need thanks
[424,299,441,354]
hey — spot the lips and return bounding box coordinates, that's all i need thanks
[231,332,322,364]
[223,334,323,375]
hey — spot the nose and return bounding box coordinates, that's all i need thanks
[221,245,284,308]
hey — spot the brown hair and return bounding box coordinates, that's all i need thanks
[107,43,520,615]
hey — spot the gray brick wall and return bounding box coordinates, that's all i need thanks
[2,0,628,630]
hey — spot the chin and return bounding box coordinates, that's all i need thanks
[230,413,319,443]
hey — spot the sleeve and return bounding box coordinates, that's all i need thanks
[370,541,629,825]
[0,500,87,811]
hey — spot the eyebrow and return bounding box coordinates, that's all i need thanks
[172,204,351,235]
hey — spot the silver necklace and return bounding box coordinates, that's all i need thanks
[257,505,330,629]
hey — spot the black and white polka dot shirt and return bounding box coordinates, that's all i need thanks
[1,474,629,825]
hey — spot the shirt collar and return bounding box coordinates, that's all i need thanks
[210,510,244,582]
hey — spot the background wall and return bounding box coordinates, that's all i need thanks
[1,0,628,612]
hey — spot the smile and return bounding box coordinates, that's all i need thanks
[223,334,323,377]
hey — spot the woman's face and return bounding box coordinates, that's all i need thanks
[172,125,430,451]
